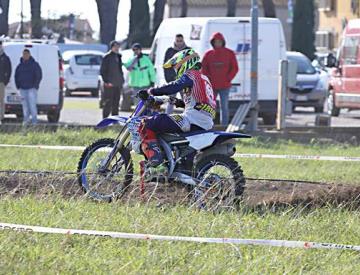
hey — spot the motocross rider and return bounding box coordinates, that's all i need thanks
[138,48,216,168]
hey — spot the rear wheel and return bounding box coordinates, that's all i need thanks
[193,154,245,211]
[262,113,276,125]
[77,138,133,202]
[91,89,99,97]
[65,89,72,97]
[47,110,60,123]
[314,105,324,113]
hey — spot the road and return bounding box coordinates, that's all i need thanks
[4,94,360,127]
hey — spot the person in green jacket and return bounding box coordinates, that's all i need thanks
[124,43,156,106]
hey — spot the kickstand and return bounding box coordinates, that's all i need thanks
[139,160,145,200]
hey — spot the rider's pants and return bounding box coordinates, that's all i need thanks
[139,114,184,167]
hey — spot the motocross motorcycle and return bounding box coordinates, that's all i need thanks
[77,95,251,209]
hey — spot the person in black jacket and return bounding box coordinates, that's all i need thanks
[163,34,190,83]
[100,40,124,118]
[0,41,12,124]
[15,49,42,125]
[163,34,190,114]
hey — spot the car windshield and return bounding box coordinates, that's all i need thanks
[288,54,316,74]
[75,54,102,66]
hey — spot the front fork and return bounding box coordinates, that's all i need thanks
[99,128,130,171]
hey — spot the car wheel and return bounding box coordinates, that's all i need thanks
[314,106,324,113]
[91,89,99,97]
[327,91,340,117]
[65,89,72,97]
[47,110,60,123]
[262,113,277,125]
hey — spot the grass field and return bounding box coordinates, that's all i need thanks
[0,128,360,183]
[1,197,360,273]
[1,129,360,273]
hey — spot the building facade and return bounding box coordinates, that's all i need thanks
[165,0,293,49]
[317,0,360,51]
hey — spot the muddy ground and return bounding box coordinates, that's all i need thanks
[1,173,360,209]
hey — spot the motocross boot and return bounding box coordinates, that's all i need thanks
[141,140,163,167]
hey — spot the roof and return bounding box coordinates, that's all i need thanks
[168,0,288,6]
[286,51,307,58]
[161,16,280,25]
[62,50,104,60]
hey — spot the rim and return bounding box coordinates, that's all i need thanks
[195,162,237,210]
[80,143,128,201]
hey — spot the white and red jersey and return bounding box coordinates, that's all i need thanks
[184,70,216,109]
[151,69,216,130]
[181,70,216,130]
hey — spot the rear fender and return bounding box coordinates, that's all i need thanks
[96,116,128,128]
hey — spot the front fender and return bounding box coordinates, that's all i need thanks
[96,115,128,128]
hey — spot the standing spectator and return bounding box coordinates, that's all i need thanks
[202,32,238,126]
[164,34,190,83]
[15,49,42,125]
[0,41,12,124]
[100,40,124,118]
[163,34,190,113]
[124,43,156,106]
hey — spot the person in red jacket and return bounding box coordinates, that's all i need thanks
[202,32,238,126]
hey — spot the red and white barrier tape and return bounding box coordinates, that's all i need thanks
[0,222,359,252]
[234,153,360,162]
[1,144,360,162]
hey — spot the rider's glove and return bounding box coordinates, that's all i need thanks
[138,89,150,100]
[170,97,185,108]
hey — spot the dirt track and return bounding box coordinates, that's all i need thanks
[1,174,360,209]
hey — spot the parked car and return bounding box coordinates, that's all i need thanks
[4,42,64,123]
[62,50,104,97]
[327,19,360,117]
[287,51,328,113]
[151,17,287,124]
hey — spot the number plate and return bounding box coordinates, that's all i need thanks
[7,95,22,103]
[83,69,99,75]
[296,95,308,101]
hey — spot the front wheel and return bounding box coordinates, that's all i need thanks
[193,154,246,210]
[77,138,133,202]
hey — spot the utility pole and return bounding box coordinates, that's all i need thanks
[250,0,259,131]
[20,0,24,38]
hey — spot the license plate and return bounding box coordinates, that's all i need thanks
[7,95,22,103]
[83,69,99,75]
[296,95,308,101]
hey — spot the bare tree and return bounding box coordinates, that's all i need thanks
[153,0,166,37]
[30,0,42,38]
[96,0,120,46]
[261,0,276,18]
[128,0,151,46]
[0,0,10,36]
[180,0,187,17]
[227,0,237,17]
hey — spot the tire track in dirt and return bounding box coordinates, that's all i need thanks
[1,174,360,209]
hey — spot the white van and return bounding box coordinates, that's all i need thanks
[151,17,287,124]
[4,42,64,123]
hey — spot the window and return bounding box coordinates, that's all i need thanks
[287,54,316,75]
[75,54,102,66]
[318,0,334,11]
[315,31,334,50]
[342,36,360,65]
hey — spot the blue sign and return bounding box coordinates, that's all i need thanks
[236,43,251,54]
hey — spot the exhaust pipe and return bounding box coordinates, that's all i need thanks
[171,172,197,186]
